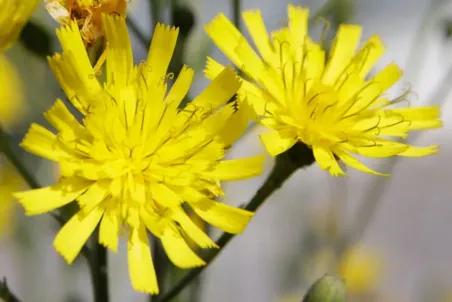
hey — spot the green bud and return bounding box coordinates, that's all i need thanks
[302,275,347,302]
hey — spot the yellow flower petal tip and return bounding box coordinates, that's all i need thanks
[204,5,443,177]
[18,15,262,294]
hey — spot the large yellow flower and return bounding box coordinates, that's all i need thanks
[14,15,264,294]
[45,0,127,44]
[0,0,39,127]
[204,5,442,176]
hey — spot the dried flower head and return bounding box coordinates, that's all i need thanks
[45,0,127,44]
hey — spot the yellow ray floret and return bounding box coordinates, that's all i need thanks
[14,15,264,294]
[204,5,442,176]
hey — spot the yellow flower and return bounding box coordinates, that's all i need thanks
[14,15,264,294]
[0,159,24,238]
[45,0,127,44]
[0,53,24,128]
[0,0,39,50]
[204,5,442,176]
[338,246,382,294]
[0,0,38,127]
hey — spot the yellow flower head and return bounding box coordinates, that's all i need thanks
[338,246,382,294]
[204,5,442,176]
[45,0,127,44]
[0,0,39,50]
[0,53,24,128]
[14,15,264,294]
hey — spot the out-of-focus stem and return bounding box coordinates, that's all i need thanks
[233,0,241,31]
[92,240,109,302]
[0,278,21,302]
[156,143,316,302]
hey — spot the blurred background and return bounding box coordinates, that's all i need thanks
[1,0,452,301]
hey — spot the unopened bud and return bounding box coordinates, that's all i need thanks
[302,275,347,302]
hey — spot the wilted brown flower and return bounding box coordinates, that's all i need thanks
[45,0,127,44]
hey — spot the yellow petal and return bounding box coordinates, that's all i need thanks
[203,56,225,80]
[313,144,345,176]
[398,145,439,157]
[128,224,158,294]
[15,177,91,215]
[172,209,218,249]
[191,199,254,234]
[205,155,265,181]
[77,179,110,212]
[164,65,194,106]
[341,63,402,118]
[103,14,133,86]
[344,139,409,158]
[51,21,101,113]
[190,66,241,121]
[385,106,442,131]
[205,13,250,70]
[323,25,362,85]
[288,5,309,60]
[334,148,389,176]
[242,10,275,63]
[20,123,72,161]
[239,79,275,117]
[218,100,253,148]
[260,129,297,156]
[145,23,178,85]
[160,224,205,268]
[348,35,385,79]
[150,182,183,208]
[195,102,236,137]
[99,197,120,252]
[43,99,85,140]
[54,206,104,263]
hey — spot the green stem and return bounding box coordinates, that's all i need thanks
[233,0,241,31]
[0,128,97,295]
[149,241,168,301]
[92,240,109,302]
[0,278,21,302]
[0,129,39,189]
[151,0,162,30]
[156,143,315,302]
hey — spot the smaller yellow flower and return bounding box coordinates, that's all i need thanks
[338,246,382,294]
[0,54,24,128]
[0,0,39,50]
[204,5,442,176]
[45,0,127,44]
[0,158,24,238]
[0,0,37,127]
